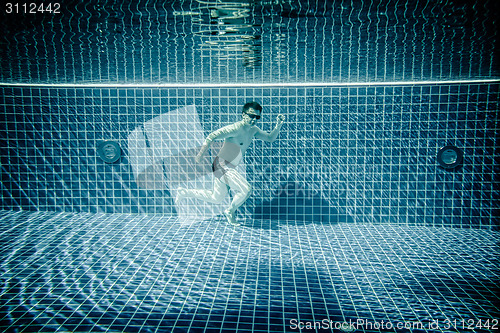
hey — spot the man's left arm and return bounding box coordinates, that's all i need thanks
[255,114,285,143]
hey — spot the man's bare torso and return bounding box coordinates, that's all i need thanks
[217,120,258,165]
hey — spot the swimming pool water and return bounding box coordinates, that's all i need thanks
[0,0,499,331]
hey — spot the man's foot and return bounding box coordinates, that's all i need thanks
[175,187,188,204]
[223,209,240,226]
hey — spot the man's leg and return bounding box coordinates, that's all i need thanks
[220,168,252,225]
[176,178,227,204]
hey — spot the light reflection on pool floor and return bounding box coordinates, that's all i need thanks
[0,211,498,332]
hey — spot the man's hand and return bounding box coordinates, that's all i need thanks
[195,142,210,164]
[276,114,285,126]
[195,150,204,164]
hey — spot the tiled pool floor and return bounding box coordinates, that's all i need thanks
[0,211,498,332]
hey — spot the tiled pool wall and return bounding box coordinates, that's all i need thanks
[1,83,498,228]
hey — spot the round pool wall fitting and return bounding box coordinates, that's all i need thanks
[437,145,463,169]
[97,141,121,164]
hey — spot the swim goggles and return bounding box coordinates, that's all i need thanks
[245,112,261,120]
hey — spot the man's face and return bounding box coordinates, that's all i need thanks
[243,108,261,126]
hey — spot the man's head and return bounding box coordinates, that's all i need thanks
[242,101,262,125]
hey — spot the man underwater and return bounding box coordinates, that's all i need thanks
[176,101,285,225]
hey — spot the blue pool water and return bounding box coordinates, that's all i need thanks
[0,0,499,332]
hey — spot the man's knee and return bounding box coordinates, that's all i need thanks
[233,182,251,197]
[243,183,252,196]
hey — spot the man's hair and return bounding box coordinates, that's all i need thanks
[242,101,262,113]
